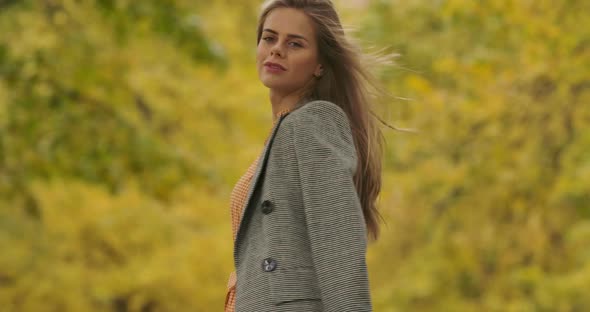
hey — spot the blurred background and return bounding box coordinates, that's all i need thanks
[1,0,589,311]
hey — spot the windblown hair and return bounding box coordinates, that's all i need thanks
[257,0,392,241]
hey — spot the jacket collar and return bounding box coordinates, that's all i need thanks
[234,111,291,245]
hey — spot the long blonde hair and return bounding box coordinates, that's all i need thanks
[257,0,392,242]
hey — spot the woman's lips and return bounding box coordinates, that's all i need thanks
[264,62,286,73]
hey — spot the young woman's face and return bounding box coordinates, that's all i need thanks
[256,8,322,95]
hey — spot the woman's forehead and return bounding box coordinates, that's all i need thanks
[263,8,316,39]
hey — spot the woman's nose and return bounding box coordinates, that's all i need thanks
[270,43,283,57]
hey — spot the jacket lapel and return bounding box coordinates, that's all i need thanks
[235,112,289,244]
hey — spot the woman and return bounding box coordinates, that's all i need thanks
[225,0,387,311]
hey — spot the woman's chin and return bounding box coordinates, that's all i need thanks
[260,78,286,91]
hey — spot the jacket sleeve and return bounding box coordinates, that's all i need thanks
[290,100,372,312]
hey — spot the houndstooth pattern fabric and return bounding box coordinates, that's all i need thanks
[225,107,295,312]
[229,100,372,312]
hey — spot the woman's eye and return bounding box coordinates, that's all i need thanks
[261,37,301,48]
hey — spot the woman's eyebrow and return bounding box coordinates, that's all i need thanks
[263,28,308,42]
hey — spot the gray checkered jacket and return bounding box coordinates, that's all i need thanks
[233,100,372,311]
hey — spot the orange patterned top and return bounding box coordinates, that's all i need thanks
[224,108,293,312]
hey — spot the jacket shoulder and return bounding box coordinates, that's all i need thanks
[285,100,351,132]
[283,100,357,171]
[290,100,347,120]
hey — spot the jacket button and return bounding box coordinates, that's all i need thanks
[262,257,277,272]
[261,200,274,214]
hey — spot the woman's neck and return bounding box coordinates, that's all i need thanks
[269,89,304,122]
